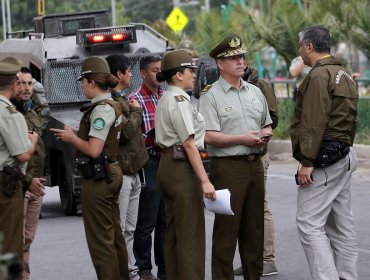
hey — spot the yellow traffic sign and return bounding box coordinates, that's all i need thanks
[166,7,188,32]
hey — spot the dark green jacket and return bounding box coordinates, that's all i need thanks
[291,56,358,167]
[112,92,148,175]
[24,109,46,179]
[244,67,279,129]
[78,99,122,162]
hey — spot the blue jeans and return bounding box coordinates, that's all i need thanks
[134,157,166,276]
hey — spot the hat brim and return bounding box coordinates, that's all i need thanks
[217,48,248,58]
[180,62,198,69]
[77,74,84,81]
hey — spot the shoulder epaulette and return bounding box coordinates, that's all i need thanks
[7,105,17,114]
[175,95,185,102]
[201,84,212,94]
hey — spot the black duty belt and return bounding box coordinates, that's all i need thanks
[214,154,261,162]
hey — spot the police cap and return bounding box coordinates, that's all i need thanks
[0,57,22,76]
[178,39,197,58]
[161,50,198,72]
[77,56,111,81]
[209,33,247,59]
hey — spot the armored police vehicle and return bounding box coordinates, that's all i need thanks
[0,9,169,215]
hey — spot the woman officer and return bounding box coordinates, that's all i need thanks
[51,56,129,280]
[155,50,216,280]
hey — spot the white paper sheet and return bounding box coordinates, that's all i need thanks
[204,189,234,215]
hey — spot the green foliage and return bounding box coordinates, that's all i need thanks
[191,9,231,57]
[307,0,370,58]
[245,0,310,66]
[274,97,370,145]
[274,98,294,139]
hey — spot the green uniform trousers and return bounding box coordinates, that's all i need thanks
[80,162,129,280]
[209,156,265,280]
[157,151,205,280]
[0,180,24,261]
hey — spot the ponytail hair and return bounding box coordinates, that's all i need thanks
[156,67,186,84]
[84,73,118,90]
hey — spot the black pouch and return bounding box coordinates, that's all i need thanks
[172,145,188,161]
[91,156,107,181]
[75,157,94,178]
[2,165,22,197]
[314,137,350,168]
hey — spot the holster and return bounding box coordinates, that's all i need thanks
[76,154,112,183]
[314,137,350,168]
[2,165,23,197]
[172,145,188,161]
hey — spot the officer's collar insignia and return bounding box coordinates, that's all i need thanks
[93,118,105,130]
[175,95,185,102]
[6,105,17,114]
[201,84,212,93]
[229,37,240,48]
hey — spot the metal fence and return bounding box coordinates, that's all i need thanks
[44,52,165,104]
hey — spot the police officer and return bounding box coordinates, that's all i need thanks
[13,67,46,280]
[106,54,149,280]
[155,50,216,280]
[234,64,279,277]
[292,25,358,280]
[0,57,39,263]
[50,56,129,280]
[199,34,273,280]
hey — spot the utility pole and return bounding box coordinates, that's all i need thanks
[111,0,116,26]
[1,0,6,40]
[5,0,10,35]
[204,0,210,12]
[1,0,11,39]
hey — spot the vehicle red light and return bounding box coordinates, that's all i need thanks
[90,35,105,43]
[112,33,126,41]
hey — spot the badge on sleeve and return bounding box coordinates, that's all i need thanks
[6,105,17,114]
[201,84,212,94]
[175,95,185,102]
[93,118,105,130]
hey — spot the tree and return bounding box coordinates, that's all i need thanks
[244,0,310,66]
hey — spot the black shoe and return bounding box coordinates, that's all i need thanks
[138,270,159,280]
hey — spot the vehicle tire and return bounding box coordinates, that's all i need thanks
[58,163,77,215]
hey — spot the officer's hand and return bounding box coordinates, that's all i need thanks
[28,178,46,196]
[129,99,141,109]
[50,127,75,142]
[202,181,216,201]
[298,166,314,186]
[28,131,39,144]
[64,125,77,135]
[240,130,261,147]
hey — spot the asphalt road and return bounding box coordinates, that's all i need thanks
[30,159,370,280]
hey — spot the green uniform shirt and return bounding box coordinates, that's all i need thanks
[199,76,272,157]
[155,85,205,149]
[291,56,358,167]
[89,93,116,141]
[0,95,31,173]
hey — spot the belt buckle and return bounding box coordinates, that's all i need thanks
[247,154,255,161]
